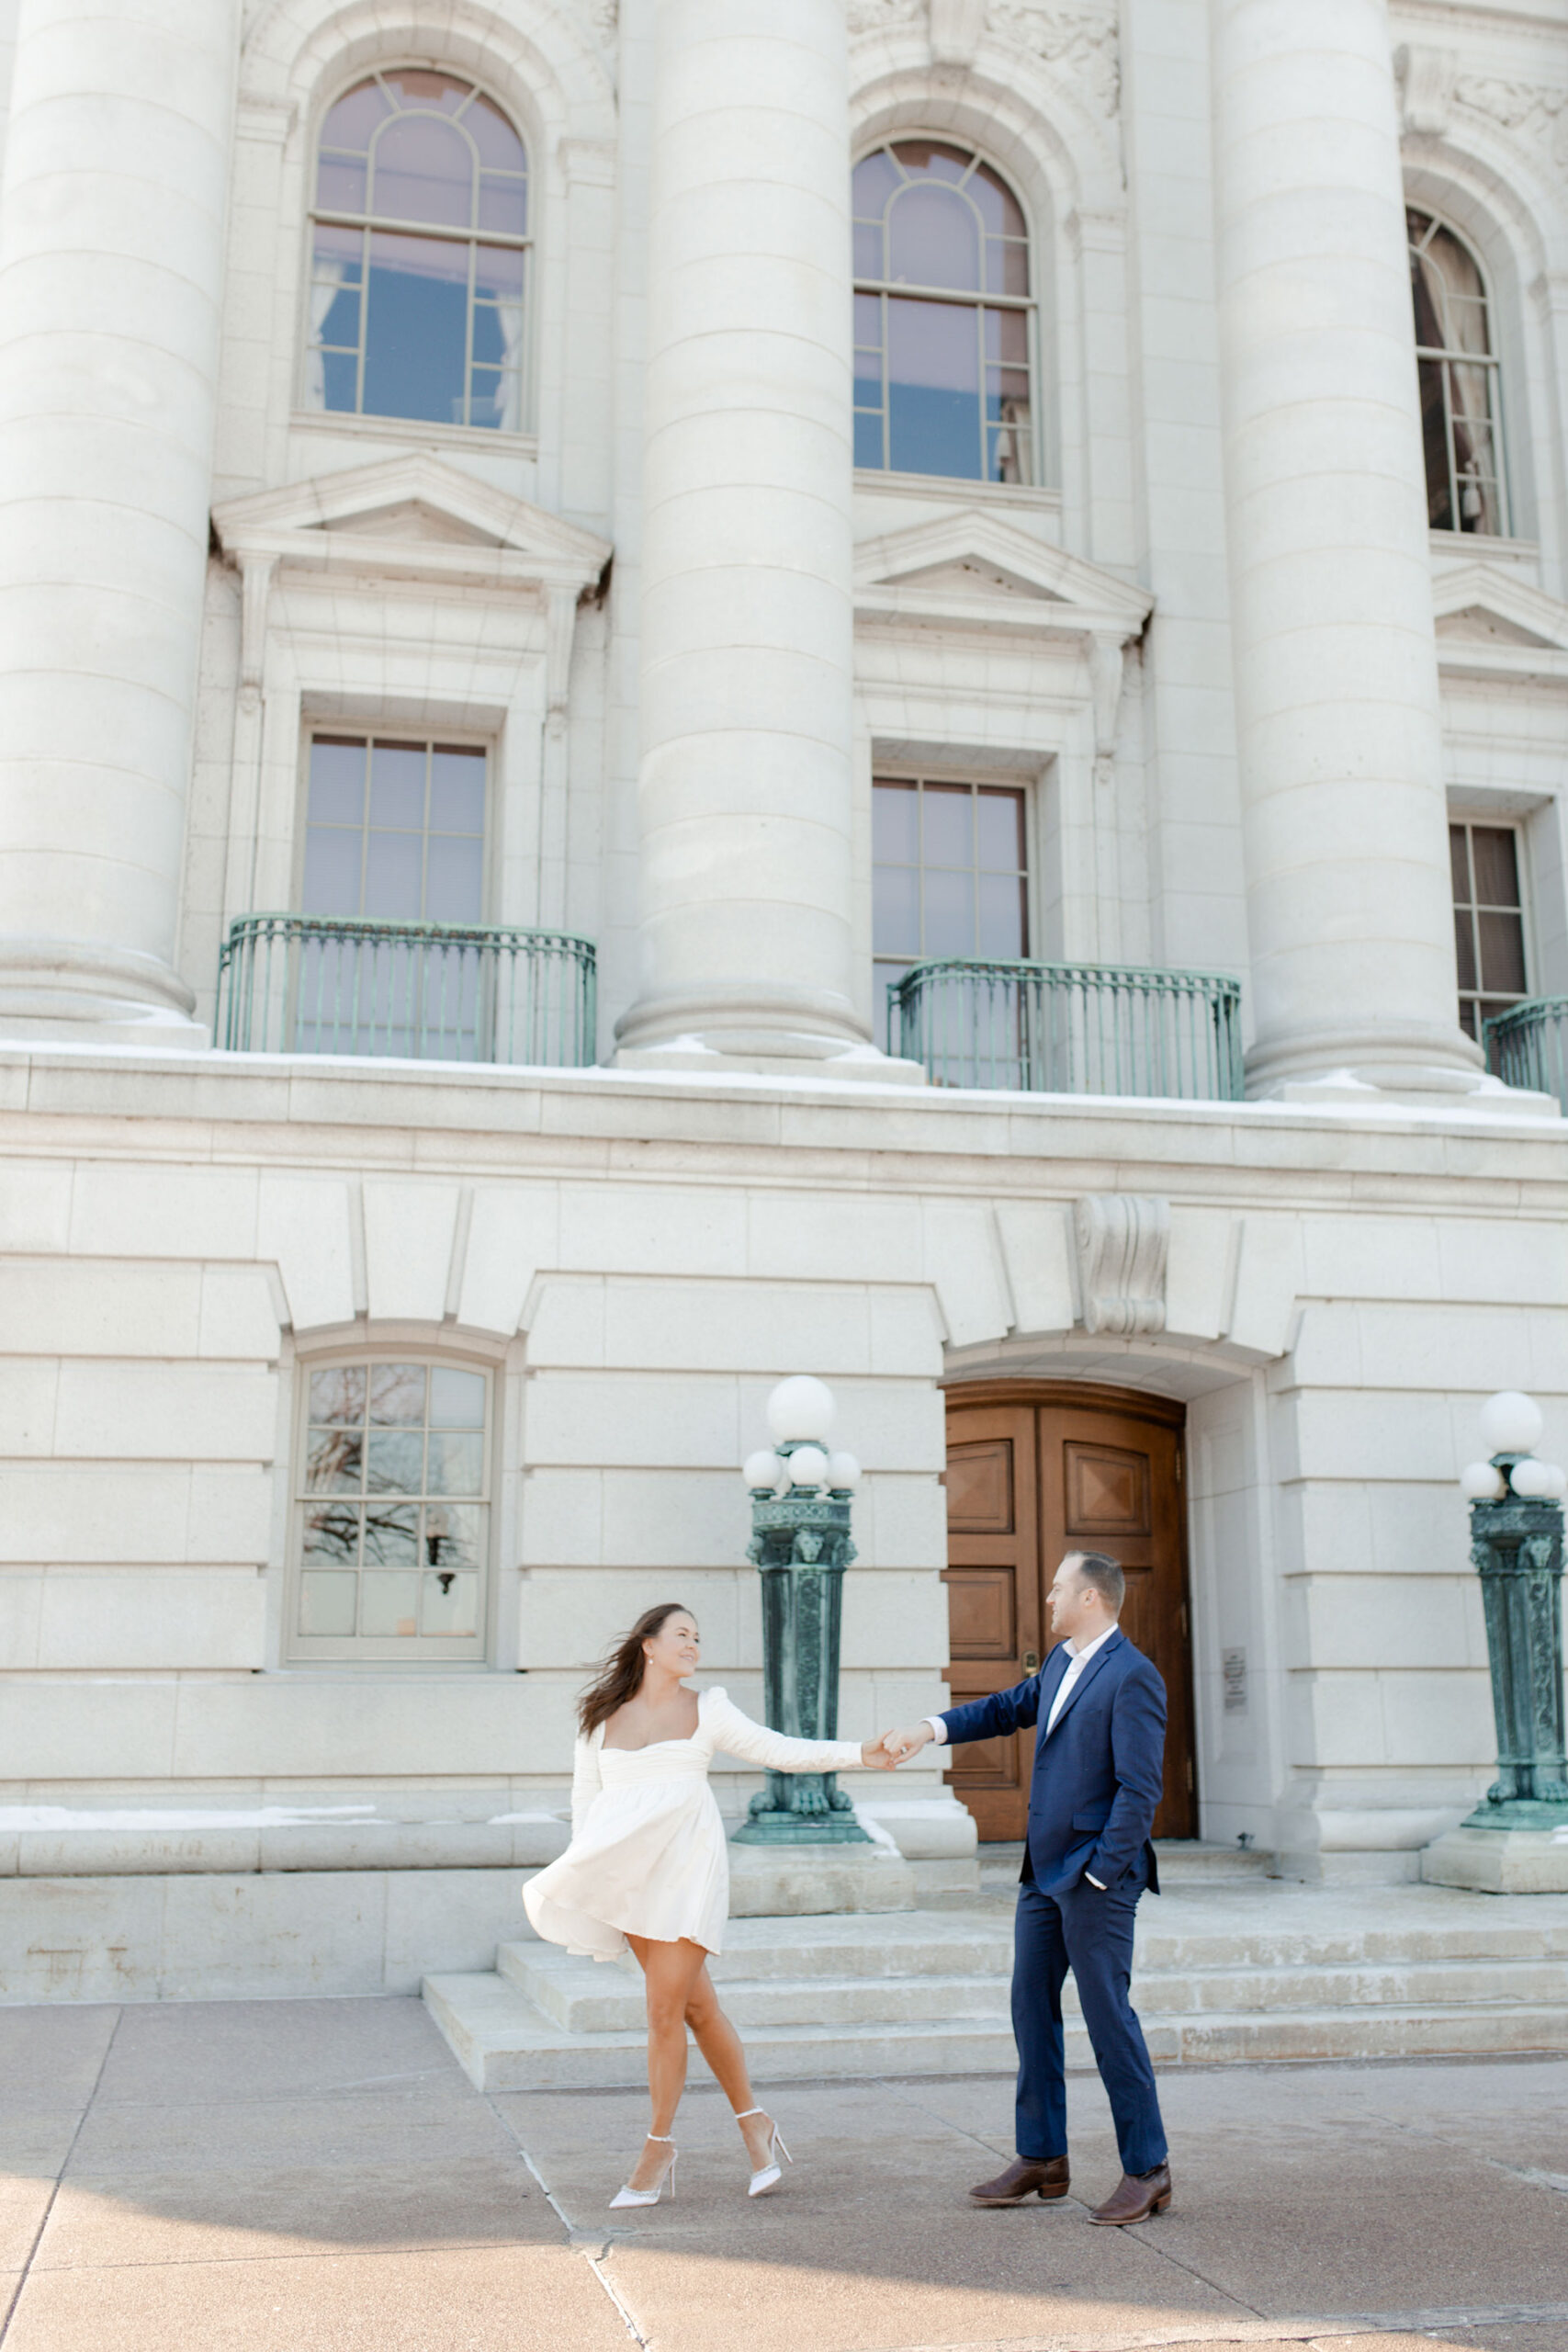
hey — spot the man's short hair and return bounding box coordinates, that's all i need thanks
[1071,1551,1124,1614]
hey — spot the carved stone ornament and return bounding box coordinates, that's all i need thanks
[849,0,925,30]
[989,0,1120,116]
[1395,44,1457,139]
[1455,75,1568,173]
[1074,1194,1169,1335]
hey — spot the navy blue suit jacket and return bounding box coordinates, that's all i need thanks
[940,1629,1167,1896]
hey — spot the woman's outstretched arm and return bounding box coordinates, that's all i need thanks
[704,1688,890,1774]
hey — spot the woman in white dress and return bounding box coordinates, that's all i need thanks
[524,1600,893,2207]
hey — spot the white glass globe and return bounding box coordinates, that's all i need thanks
[1460,1460,1506,1501]
[1509,1456,1566,1500]
[1479,1389,1544,1456]
[785,1444,829,1490]
[825,1451,862,1493]
[766,1375,835,1446]
[742,1448,784,1492]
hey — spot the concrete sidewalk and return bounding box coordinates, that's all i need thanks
[0,1996,1564,2352]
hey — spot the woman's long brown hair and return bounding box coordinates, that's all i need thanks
[577,1602,694,1737]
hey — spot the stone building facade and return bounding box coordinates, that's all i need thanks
[0,0,1565,1997]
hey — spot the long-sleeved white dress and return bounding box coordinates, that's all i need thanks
[522,1685,863,1960]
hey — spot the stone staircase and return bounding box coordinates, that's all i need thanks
[423,1847,1568,2092]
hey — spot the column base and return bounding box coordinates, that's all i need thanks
[1244,1022,1557,1115]
[0,939,207,1050]
[613,985,926,1085]
[1422,1824,1568,1894]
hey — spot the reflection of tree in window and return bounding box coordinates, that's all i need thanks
[1409,210,1506,537]
[307,69,528,432]
[853,141,1033,483]
[298,1360,489,1651]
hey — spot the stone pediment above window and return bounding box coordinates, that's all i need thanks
[1432,564,1568,686]
[854,510,1153,645]
[211,453,612,600]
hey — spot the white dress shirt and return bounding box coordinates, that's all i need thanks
[925,1623,1120,1887]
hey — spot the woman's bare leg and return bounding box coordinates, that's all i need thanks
[682,1963,777,2170]
[624,1935,709,2189]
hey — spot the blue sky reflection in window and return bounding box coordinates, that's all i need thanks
[853,141,1033,484]
[308,69,528,432]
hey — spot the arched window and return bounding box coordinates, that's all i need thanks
[306,68,529,433]
[292,1355,492,1660]
[853,141,1034,484]
[1409,209,1506,537]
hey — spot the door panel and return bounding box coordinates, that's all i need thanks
[943,1385,1196,1842]
[942,1408,1042,1841]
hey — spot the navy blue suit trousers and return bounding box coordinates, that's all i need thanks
[1012,1848,1167,2175]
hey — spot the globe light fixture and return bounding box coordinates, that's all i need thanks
[785,1444,829,1490]
[742,1448,785,1494]
[1509,1456,1567,1501]
[766,1374,835,1446]
[826,1451,862,1494]
[1460,1460,1506,1502]
[1480,1389,1544,1456]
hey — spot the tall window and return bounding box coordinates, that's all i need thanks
[874,775,1030,1042]
[296,734,488,1057]
[1410,209,1506,537]
[853,141,1034,483]
[294,1359,491,1660]
[1451,821,1528,1044]
[307,69,528,432]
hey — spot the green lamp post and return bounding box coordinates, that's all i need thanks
[731,1375,870,1848]
[1458,1390,1568,1831]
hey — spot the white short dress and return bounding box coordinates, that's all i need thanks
[522,1685,863,1961]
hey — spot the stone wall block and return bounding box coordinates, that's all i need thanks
[362,1182,462,1326]
[921,1200,1012,1348]
[994,1202,1077,1337]
[1226,1216,1303,1356]
[31,1567,265,1671]
[257,1177,355,1334]
[457,1186,558,1339]
[1164,1207,1237,1339]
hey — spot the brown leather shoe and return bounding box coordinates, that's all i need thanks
[969,2154,1069,2206]
[1087,2164,1171,2224]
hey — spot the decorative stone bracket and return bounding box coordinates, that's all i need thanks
[1074,1193,1169,1334]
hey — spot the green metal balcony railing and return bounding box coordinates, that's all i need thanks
[889,956,1245,1099]
[216,914,597,1067]
[1485,998,1568,1111]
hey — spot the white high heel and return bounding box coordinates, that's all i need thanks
[738,2106,792,2197]
[609,2135,677,2209]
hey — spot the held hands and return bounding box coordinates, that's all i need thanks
[859,1739,899,1770]
[873,1721,935,1766]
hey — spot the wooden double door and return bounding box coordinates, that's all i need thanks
[942,1382,1195,1842]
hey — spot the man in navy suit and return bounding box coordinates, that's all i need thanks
[878,1549,1171,2224]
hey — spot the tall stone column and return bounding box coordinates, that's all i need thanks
[0,0,240,1045]
[615,0,908,1076]
[1209,0,1491,1101]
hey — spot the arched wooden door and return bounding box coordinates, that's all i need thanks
[942,1381,1196,1842]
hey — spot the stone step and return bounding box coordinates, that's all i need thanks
[979,1840,1274,1889]
[424,1963,1568,2094]
[496,1915,1014,1991]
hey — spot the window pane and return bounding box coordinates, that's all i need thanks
[362,1507,420,1567]
[922,865,976,957]
[977,871,1027,960]
[887,298,980,479]
[310,1366,366,1425]
[431,1366,487,1427]
[888,182,981,291]
[317,155,367,213]
[976,788,1026,872]
[1470,827,1520,908]
[985,237,1030,298]
[1459,1000,1478,1041]
[365,829,423,920]
[922,782,974,867]
[366,1428,424,1493]
[852,220,882,278]
[465,90,526,170]
[422,1569,479,1635]
[1417,358,1453,530]
[852,148,900,214]
[890,139,971,182]
[1449,822,1470,902]
[874,863,919,955]
[372,112,473,227]
[300,1570,358,1636]
[873,779,919,862]
[301,826,363,917]
[477,175,527,236]
[426,1430,484,1495]
[383,68,471,112]
[431,747,487,833]
[368,742,425,828]
[309,738,367,827]
[370,1363,426,1424]
[303,1505,360,1564]
[424,833,484,922]
[423,1501,484,1571]
[306,1427,363,1494]
[360,1568,420,1634]
[1478,910,1526,995]
[1454,908,1478,994]
[853,412,884,469]
[321,78,393,152]
[363,232,469,424]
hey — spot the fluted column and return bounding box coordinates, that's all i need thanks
[0,0,240,1044]
[1209,0,1484,1099]
[615,0,905,1075]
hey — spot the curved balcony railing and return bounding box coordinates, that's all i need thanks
[889,956,1245,1099]
[1485,997,1568,1110]
[216,914,597,1068]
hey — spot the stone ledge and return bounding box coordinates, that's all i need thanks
[1423,1826,1568,1894]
